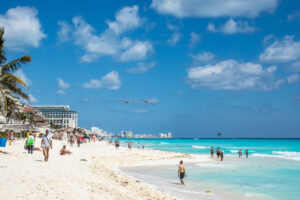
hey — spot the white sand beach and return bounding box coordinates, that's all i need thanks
[0,139,210,200]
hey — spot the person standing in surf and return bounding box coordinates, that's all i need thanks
[210,146,214,158]
[178,160,186,185]
[217,147,220,159]
[246,150,248,158]
[239,149,242,158]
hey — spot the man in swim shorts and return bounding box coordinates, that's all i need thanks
[178,160,186,185]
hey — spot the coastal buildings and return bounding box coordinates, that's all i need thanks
[91,126,108,137]
[159,132,172,138]
[32,105,78,128]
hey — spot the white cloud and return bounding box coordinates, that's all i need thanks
[120,41,153,61]
[207,23,217,32]
[60,6,152,62]
[56,89,66,95]
[167,32,182,45]
[166,23,179,31]
[189,32,201,47]
[127,62,156,74]
[207,18,255,34]
[106,5,142,35]
[288,61,300,72]
[186,59,286,91]
[260,36,300,63]
[57,21,71,42]
[57,78,70,89]
[263,34,275,44]
[0,6,46,51]
[83,71,121,90]
[191,52,215,62]
[287,11,300,21]
[15,69,32,86]
[151,0,278,18]
[56,78,70,95]
[286,74,299,84]
[29,94,38,103]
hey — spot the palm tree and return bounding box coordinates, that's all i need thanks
[0,27,31,115]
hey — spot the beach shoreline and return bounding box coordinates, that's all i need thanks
[0,139,210,200]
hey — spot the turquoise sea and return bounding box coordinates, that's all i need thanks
[118,138,300,200]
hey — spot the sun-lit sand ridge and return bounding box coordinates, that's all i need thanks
[0,139,210,200]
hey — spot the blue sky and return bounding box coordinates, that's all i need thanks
[1,0,300,138]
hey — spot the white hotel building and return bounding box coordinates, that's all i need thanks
[32,105,78,128]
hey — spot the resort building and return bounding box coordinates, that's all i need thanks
[32,105,78,128]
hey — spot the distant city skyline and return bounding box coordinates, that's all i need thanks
[1,0,300,138]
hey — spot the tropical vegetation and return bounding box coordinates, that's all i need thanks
[0,27,31,116]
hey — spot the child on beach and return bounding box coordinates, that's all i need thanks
[210,146,214,158]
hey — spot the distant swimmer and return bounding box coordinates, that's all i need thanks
[178,160,186,185]
[217,147,220,159]
[210,146,214,158]
[220,151,224,161]
[246,150,248,158]
[239,149,242,158]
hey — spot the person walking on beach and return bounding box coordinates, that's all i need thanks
[246,150,248,158]
[238,149,242,158]
[178,160,186,185]
[220,151,224,161]
[216,147,220,159]
[210,146,214,158]
[77,137,81,147]
[115,139,120,149]
[137,143,140,149]
[41,130,52,162]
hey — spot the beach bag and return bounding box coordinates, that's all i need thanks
[26,137,34,146]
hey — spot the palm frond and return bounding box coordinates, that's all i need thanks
[0,86,7,113]
[1,73,29,89]
[0,27,7,66]
[2,55,32,74]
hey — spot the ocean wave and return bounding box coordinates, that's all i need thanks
[159,142,169,145]
[192,145,209,149]
[252,151,300,161]
[230,150,239,153]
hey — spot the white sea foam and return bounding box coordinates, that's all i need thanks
[192,145,209,149]
[252,151,300,161]
[230,150,239,153]
[159,142,169,145]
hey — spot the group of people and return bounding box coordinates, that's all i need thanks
[5,130,15,146]
[210,146,249,160]
[210,147,224,161]
[113,139,144,151]
[22,129,72,161]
